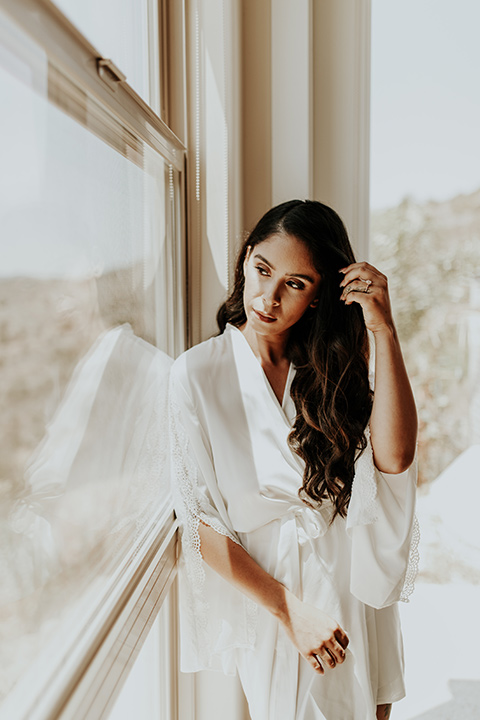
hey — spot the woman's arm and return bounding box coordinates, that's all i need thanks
[340,262,418,473]
[369,324,417,472]
[198,521,349,674]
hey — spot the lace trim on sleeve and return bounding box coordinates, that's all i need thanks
[350,426,420,603]
[351,425,379,526]
[399,514,420,603]
[169,392,257,666]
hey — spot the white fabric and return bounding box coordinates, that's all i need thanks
[170,323,418,720]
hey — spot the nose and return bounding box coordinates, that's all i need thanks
[262,282,281,309]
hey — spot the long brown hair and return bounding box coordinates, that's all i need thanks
[217,200,372,520]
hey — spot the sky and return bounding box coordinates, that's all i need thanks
[370,0,480,210]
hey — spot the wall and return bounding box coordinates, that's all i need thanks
[242,0,371,257]
[178,2,372,718]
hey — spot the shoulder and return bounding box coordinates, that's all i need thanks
[170,329,233,396]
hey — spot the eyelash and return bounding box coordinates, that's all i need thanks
[256,265,269,276]
[255,265,305,290]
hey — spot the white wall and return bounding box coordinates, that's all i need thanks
[179,3,372,718]
[242,0,371,258]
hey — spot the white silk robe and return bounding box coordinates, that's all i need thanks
[169,323,418,720]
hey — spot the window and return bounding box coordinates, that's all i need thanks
[370,1,480,716]
[52,0,162,113]
[0,1,185,717]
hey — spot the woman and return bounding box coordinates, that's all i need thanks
[170,200,418,720]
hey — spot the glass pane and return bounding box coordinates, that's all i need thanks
[52,0,160,112]
[371,1,480,717]
[0,10,181,709]
[107,587,176,720]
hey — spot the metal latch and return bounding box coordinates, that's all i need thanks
[97,58,126,90]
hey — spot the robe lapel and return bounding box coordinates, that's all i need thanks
[227,324,305,480]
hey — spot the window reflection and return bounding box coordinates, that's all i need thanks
[0,13,179,704]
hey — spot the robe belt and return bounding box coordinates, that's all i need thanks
[290,504,330,545]
[275,504,331,602]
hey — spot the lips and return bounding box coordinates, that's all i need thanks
[253,308,277,323]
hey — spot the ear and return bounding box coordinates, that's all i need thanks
[310,298,319,308]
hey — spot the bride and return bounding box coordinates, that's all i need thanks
[170,199,418,719]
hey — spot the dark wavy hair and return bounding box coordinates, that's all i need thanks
[217,199,373,520]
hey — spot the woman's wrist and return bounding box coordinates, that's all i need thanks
[270,586,299,625]
[371,321,397,340]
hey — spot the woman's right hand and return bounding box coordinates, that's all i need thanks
[280,590,349,674]
[196,523,349,674]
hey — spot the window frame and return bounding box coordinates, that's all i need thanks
[1,510,178,720]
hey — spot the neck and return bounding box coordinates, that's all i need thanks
[240,321,290,365]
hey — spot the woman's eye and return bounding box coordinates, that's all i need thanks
[255,265,269,276]
[287,279,305,290]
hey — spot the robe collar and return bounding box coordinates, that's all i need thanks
[225,323,296,425]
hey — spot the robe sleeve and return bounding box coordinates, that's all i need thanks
[346,426,420,609]
[169,361,257,674]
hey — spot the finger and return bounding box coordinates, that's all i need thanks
[315,647,337,670]
[339,263,386,288]
[334,628,349,649]
[325,648,337,668]
[327,641,346,665]
[340,280,372,300]
[339,261,381,276]
[311,653,325,675]
[340,271,379,290]
[342,287,373,306]
[340,272,380,290]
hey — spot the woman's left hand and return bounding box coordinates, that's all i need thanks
[339,262,394,334]
[340,261,418,472]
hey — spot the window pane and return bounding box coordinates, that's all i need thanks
[0,10,181,708]
[107,587,177,720]
[52,0,160,112]
[370,2,480,717]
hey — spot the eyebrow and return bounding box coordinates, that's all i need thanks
[254,253,316,284]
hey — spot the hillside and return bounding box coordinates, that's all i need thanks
[0,265,151,505]
[371,188,480,484]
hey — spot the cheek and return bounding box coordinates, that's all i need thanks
[242,274,255,308]
[243,268,261,298]
[286,295,318,323]
[289,293,314,314]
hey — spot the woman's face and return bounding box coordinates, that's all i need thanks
[242,232,322,337]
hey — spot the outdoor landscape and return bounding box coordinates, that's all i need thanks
[371,187,480,486]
